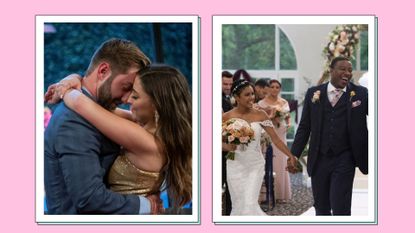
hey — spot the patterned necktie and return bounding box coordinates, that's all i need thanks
[330,89,342,107]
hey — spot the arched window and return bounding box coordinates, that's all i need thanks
[354,29,368,71]
[222,25,298,147]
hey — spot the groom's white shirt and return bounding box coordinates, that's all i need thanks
[327,82,347,103]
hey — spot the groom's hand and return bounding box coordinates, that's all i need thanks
[286,156,298,173]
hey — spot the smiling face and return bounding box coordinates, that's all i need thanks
[235,85,256,108]
[330,60,353,89]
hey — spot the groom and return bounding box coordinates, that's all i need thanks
[291,57,368,215]
[44,38,158,214]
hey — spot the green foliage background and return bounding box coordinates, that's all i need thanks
[222,24,275,70]
[44,23,192,92]
[222,25,297,70]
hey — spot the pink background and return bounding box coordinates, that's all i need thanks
[0,0,411,231]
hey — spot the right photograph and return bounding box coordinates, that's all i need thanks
[213,16,377,224]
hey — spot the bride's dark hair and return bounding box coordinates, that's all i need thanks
[231,80,254,96]
[138,64,192,211]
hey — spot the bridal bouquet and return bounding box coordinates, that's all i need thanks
[273,106,290,128]
[222,118,255,160]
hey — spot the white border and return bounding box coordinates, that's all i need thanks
[36,15,199,224]
[212,15,376,224]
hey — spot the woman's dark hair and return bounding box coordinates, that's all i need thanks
[231,79,255,96]
[269,79,282,88]
[254,78,270,88]
[138,64,192,211]
[233,69,253,83]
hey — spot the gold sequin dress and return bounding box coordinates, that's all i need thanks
[108,155,160,195]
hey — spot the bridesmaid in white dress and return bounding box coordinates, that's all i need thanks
[222,80,297,216]
[258,80,292,203]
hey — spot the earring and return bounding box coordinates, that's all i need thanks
[154,110,159,128]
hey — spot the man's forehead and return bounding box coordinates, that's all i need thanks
[335,60,352,67]
[116,74,135,86]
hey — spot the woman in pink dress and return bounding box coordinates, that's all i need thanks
[258,79,292,203]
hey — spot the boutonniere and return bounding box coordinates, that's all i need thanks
[350,91,356,101]
[312,90,321,103]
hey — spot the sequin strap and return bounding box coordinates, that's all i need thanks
[259,119,274,128]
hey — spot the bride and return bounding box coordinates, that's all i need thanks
[222,80,297,216]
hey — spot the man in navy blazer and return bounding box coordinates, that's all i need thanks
[44,38,156,214]
[291,57,368,215]
[221,70,233,215]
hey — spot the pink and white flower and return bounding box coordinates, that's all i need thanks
[222,118,255,160]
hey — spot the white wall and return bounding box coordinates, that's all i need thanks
[279,24,364,101]
[279,25,333,96]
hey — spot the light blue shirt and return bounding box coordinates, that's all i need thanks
[138,196,151,214]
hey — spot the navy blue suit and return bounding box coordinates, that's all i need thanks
[291,82,368,215]
[44,90,141,214]
[222,92,232,215]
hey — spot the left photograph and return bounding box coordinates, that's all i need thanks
[36,15,199,224]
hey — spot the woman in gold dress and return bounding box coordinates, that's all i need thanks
[53,65,192,213]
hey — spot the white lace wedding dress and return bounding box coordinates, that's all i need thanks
[227,119,273,216]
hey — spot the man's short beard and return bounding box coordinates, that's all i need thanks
[97,75,118,111]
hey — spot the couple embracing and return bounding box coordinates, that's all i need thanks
[44,38,192,214]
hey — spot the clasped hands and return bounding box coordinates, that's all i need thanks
[286,156,299,173]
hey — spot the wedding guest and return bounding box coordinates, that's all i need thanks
[254,78,269,103]
[222,71,233,113]
[233,69,253,83]
[221,70,233,215]
[258,80,292,204]
[254,78,272,209]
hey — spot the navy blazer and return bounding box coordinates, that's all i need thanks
[291,82,368,175]
[222,92,233,113]
[44,90,141,214]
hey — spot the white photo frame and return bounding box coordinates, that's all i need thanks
[212,15,377,224]
[36,15,200,224]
